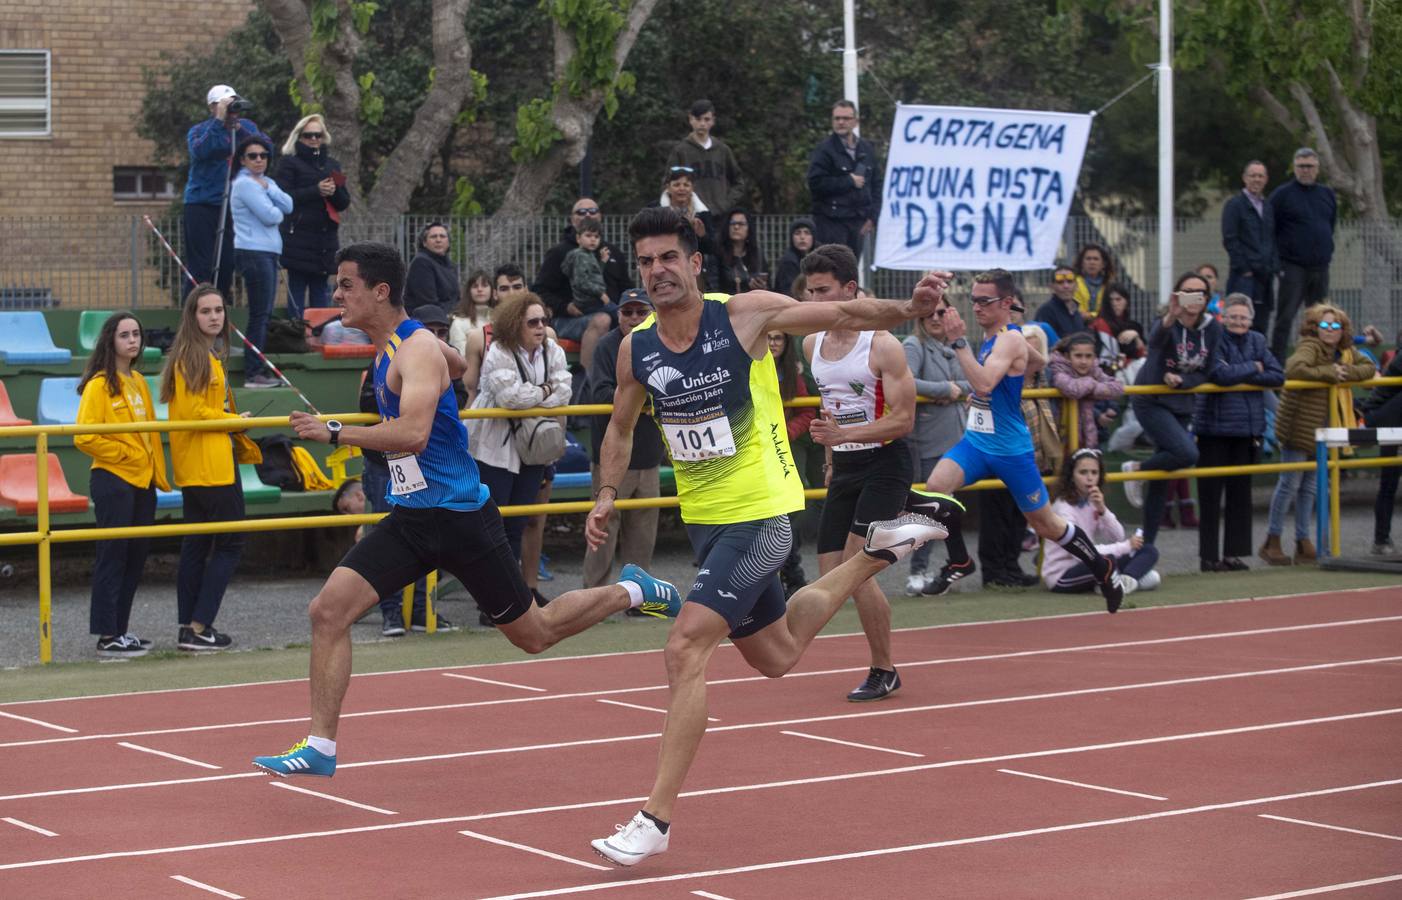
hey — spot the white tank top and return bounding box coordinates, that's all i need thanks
[811,330,886,452]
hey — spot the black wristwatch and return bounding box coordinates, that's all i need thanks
[950,338,969,351]
[326,419,343,447]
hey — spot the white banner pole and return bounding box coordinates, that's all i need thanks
[1157,0,1174,306]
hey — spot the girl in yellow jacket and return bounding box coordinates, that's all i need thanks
[159,284,251,651]
[75,312,170,658]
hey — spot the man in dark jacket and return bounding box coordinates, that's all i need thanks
[1269,148,1337,360]
[1221,159,1277,336]
[274,116,351,319]
[665,99,746,213]
[806,100,881,259]
[531,198,630,347]
[184,84,266,295]
[583,288,663,591]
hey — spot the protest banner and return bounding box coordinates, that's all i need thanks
[874,105,1092,271]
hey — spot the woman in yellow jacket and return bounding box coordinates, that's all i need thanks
[159,284,252,651]
[75,312,170,659]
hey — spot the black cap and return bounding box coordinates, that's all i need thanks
[413,304,450,327]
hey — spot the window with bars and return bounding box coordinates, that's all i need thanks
[113,167,177,202]
[0,51,51,137]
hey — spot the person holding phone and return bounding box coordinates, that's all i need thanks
[717,207,768,295]
[1120,273,1222,545]
[275,114,351,319]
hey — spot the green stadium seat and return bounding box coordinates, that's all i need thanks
[239,463,281,504]
[77,310,161,361]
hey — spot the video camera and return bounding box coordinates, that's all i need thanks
[227,96,254,117]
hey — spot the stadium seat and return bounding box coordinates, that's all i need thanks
[557,338,582,354]
[239,463,282,504]
[552,471,592,491]
[0,453,90,515]
[0,381,32,426]
[302,308,342,330]
[77,310,162,362]
[144,375,169,420]
[0,311,73,365]
[320,342,376,359]
[36,377,82,425]
[156,488,183,510]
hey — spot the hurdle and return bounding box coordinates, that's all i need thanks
[1315,426,1402,572]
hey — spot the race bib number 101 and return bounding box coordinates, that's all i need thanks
[664,415,737,461]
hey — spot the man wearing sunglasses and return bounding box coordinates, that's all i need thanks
[911,269,1124,613]
[532,197,631,360]
[1032,264,1087,340]
[665,99,746,213]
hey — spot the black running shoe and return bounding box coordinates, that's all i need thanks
[922,558,976,595]
[381,607,406,638]
[1099,559,1125,614]
[847,667,901,702]
[904,489,965,525]
[411,613,461,633]
[177,626,232,651]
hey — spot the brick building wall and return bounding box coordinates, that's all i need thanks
[0,0,255,219]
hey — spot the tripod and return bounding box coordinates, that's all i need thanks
[210,116,239,294]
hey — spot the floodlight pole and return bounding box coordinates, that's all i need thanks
[843,0,859,121]
[1158,0,1174,305]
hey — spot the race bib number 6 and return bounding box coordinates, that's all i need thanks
[386,452,428,495]
[967,397,995,434]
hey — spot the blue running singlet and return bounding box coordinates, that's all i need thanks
[965,323,1033,457]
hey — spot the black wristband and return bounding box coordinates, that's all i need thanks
[598,485,618,501]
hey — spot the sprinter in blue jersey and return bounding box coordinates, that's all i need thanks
[252,242,679,779]
[911,268,1124,612]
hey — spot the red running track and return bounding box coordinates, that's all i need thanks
[1,587,1400,899]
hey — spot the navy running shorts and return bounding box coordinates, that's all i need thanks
[684,515,793,638]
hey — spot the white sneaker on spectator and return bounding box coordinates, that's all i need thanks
[592,811,668,866]
[1120,461,1145,508]
[905,573,928,596]
[1119,574,1140,596]
[1137,569,1161,591]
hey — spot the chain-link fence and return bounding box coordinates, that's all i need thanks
[1,213,1397,339]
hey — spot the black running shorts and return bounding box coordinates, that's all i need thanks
[339,502,532,626]
[684,515,793,639]
[817,439,914,554]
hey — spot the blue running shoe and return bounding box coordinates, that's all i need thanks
[253,739,336,778]
[619,564,683,619]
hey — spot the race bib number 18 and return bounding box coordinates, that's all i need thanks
[387,453,428,495]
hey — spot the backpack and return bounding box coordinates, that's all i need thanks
[507,342,567,466]
[264,318,309,353]
[254,435,304,490]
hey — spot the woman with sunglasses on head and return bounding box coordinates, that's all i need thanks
[75,312,170,658]
[1043,449,1161,595]
[275,114,349,321]
[654,167,719,290]
[1261,304,1375,565]
[230,134,292,389]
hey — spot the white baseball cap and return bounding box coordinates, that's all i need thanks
[206,85,238,105]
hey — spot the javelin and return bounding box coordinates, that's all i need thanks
[142,215,322,415]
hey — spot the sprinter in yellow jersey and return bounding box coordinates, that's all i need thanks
[585,207,951,866]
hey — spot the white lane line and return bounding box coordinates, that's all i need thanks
[1241,873,1402,899]
[117,742,221,770]
[693,892,739,900]
[442,673,547,692]
[460,829,610,871]
[2,817,59,837]
[471,780,1402,900]
[1,721,1397,872]
[270,782,397,815]
[781,731,924,758]
[170,875,245,898]
[1258,813,1402,842]
[0,710,78,733]
[997,769,1167,801]
[5,665,1399,804]
[598,698,718,722]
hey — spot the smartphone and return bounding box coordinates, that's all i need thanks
[1178,291,1205,304]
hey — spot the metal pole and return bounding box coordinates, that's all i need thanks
[129,216,140,309]
[842,0,859,116]
[36,434,51,664]
[1157,0,1174,306]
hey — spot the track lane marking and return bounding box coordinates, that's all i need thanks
[170,875,244,898]
[269,782,396,815]
[0,717,1396,870]
[470,779,1402,899]
[0,710,78,733]
[598,699,717,722]
[692,892,738,900]
[459,829,610,871]
[117,742,221,770]
[2,817,58,837]
[781,731,924,758]
[1257,814,1402,842]
[442,673,547,692]
[1241,873,1402,899]
[4,662,1398,802]
[997,769,1168,801]
[7,620,1401,750]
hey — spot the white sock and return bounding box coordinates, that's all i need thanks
[307,735,336,757]
[620,579,644,609]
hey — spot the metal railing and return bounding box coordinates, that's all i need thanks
[2,376,1400,663]
[1,214,1397,337]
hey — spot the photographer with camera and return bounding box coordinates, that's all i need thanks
[183,85,265,295]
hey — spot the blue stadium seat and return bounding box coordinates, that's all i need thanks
[552,471,593,491]
[0,312,73,365]
[36,377,82,425]
[156,488,183,510]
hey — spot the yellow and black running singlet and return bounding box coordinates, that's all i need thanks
[629,296,804,524]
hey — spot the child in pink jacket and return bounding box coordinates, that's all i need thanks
[1043,449,1161,596]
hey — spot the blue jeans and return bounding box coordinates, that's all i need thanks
[1267,447,1316,542]
[286,269,330,321]
[361,459,427,619]
[1132,399,1198,545]
[177,480,245,628]
[89,469,156,636]
[235,249,279,378]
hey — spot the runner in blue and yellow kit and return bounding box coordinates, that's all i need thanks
[587,207,949,866]
[914,268,1125,612]
[252,242,676,779]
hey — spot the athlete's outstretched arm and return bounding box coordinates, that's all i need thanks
[585,334,648,549]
